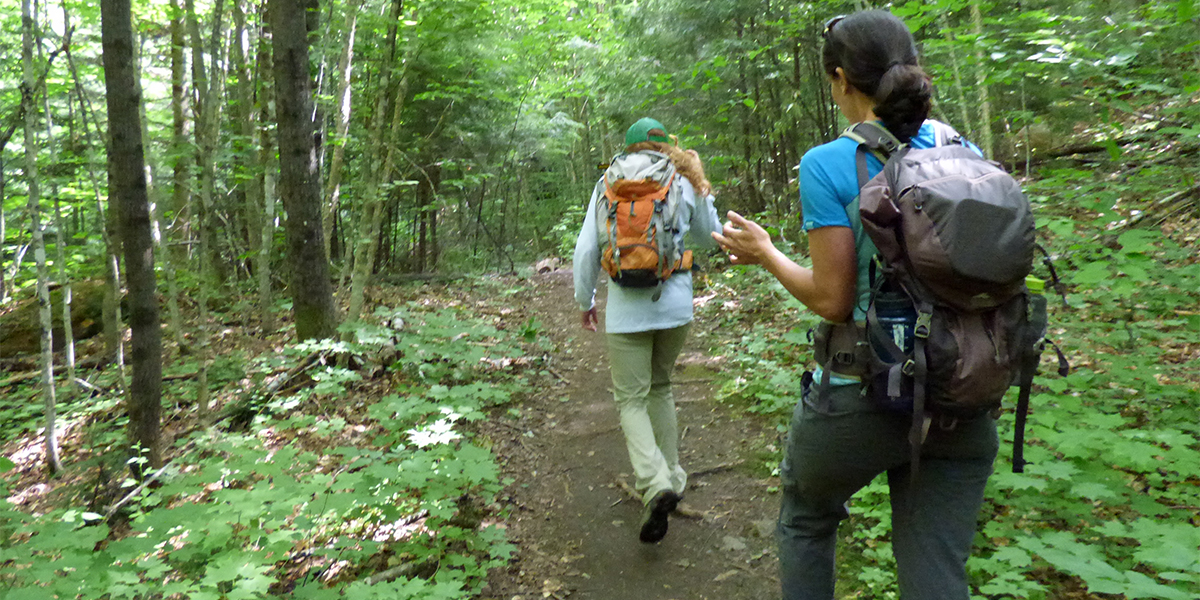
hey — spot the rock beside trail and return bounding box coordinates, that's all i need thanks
[535,258,562,273]
[0,282,108,358]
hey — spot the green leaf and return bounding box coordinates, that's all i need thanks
[1180,0,1196,22]
[1121,570,1192,600]
[1072,261,1110,285]
[992,546,1033,568]
[1104,138,1123,160]
[1117,230,1159,254]
[1070,481,1118,500]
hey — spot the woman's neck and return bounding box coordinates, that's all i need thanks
[842,96,879,124]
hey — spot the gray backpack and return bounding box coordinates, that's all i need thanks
[815,121,1066,474]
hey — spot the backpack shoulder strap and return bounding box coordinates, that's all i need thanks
[841,121,904,155]
[840,122,905,189]
[928,120,966,147]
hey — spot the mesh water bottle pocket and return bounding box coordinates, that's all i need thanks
[866,292,917,413]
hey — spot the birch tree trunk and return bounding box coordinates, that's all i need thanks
[43,5,77,393]
[343,0,407,326]
[24,0,62,475]
[257,28,277,334]
[322,0,363,262]
[147,0,187,353]
[102,0,163,473]
[271,0,338,340]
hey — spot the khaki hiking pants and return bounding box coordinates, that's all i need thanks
[606,324,690,504]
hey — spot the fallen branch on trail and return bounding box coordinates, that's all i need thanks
[364,556,439,585]
[103,439,199,520]
[614,478,704,520]
[1123,184,1200,229]
[691,460,746,477]
[220,349,330,427]
[377,272,468,285]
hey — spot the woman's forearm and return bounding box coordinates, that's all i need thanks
[760,247,850,322]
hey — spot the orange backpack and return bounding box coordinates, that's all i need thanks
[598,151,692,291]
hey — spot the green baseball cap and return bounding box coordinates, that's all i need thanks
[625,117,670,145]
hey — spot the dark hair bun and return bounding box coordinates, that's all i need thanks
[822,10,933,142]
[874,64,932,142]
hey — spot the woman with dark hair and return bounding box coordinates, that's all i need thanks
[713,10,996,600]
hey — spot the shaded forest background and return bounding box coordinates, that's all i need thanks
[1,0,1198,598]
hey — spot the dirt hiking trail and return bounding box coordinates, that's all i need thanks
[483,270,781,600]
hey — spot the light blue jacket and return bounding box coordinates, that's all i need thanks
[573,171,722,334]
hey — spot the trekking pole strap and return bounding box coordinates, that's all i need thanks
[1012,354,1038,473]
[1035,243,1069,308]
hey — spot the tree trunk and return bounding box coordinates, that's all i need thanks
[258,31,277,334]
[271,0,338,340]
[969,1,995,158]
[24,0,63,475]
[170,0,190,227]
[128,8,186,356]
[64,34,126,378]
[44,6,78,394]
[735,20,762,212]
[428,165,439,271]
[185,0,227,285]
[102,0,163,473]
[939,13,975,142]
[50,186,77,388]
[232,0,271,333]
[184,0,221,419]
[0,152,7,303]
[345,0,412,326]
[417,187,427,273]
[321,0,362,262]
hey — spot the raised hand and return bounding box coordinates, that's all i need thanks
[712,211,775,265]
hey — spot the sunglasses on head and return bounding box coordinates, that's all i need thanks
[823,15,845,38]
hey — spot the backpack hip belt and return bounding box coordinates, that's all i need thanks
[812,321,871,379]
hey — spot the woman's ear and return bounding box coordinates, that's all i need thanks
[834,67,852,95]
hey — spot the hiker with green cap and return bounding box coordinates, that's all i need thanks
[573,117,721,543]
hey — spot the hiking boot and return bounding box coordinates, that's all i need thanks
[639,490,681,543]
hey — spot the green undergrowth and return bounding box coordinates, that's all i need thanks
[698,157,1200,598]
[0,291,546,599]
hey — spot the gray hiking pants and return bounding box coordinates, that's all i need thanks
[778,376,998,600]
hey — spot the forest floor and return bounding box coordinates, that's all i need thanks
[479,269,783,600]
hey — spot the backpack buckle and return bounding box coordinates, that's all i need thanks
[834,351,856,365]
[902,360,915,376]
[914,312,932,338]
